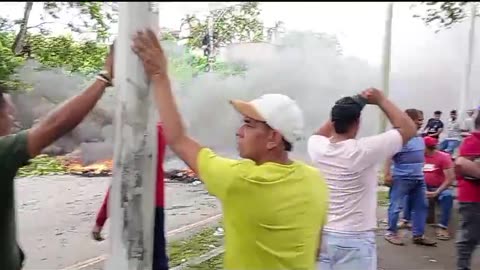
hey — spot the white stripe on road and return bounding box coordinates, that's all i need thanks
[59,213,222,270]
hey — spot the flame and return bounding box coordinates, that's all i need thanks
[60,157,113,176]
[181,168,196,177]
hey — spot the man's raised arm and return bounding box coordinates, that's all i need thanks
[132,29,202,173]
[363,89,417,144]
[313,120,334,137]
[27,47,114,157]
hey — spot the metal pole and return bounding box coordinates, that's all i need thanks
[207,15,214,72]
[107,2,158,270]
[379,2,394,134]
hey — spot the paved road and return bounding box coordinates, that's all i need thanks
[15,175,220,270]
[376,206,480,270]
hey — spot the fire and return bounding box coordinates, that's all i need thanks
[59,157,113,177]
[165,167,199,183]
[181,168,196,177]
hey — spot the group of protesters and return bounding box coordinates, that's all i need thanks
[383,108,480,270]
[1,28,480,270]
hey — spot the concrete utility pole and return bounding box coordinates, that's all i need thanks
[107,2,159,270]
[379,2,394,134]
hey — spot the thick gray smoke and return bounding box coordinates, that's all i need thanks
[176,32,380,158]
[10,8,480,163]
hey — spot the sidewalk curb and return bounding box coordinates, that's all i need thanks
[60,214,222,270]
[170,247,224,270]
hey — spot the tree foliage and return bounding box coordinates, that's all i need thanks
[40,2,118,40]
[0,32,25,89]
[412,2,477,30]
[0,1,117,58]
[28,34,108,74]
[181,2,264,49]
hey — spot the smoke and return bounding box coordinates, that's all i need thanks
[176,32,380,157]
[9,6,480,163]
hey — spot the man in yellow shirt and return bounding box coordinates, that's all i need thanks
[132,29,329,270]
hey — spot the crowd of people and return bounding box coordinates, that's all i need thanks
[1,29,480,270]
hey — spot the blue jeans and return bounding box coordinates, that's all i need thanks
[404,188,453,228]
[439,139,461,155]
[317,230,376,270]
[388,178,427,237]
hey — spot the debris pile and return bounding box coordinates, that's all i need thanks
[17,154,68,177]
[165,168,201,183]
[60,157,113,177]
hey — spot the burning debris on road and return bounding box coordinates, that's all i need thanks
[165,168,201,183]
[59,158,113,177]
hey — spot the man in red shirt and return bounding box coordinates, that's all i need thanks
[403,136,454,240]
[455,114,480,270]
[92,122,168,270]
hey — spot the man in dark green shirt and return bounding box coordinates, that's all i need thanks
[0,46,114,270]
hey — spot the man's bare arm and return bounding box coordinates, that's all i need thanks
[151,74,202,173]
[383,158,393,186]
[27,80,109,157]
[132,29,207,173]
[435,167,454,194]
[26,46,113,157]
[313,120,334,137]
[456,157,480,179]
[430,128,443,138]
[360,89,416,144]
[377,98,417,144]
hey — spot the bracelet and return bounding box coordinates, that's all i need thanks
[96,75,112,87]
[96,71,113,87]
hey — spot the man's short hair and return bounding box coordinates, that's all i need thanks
[283,138,292,152]
[434,110,442,115]
[405,109,420,121]
[450,110,457,114]
[331,97,362,134]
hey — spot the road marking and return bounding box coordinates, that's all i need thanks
[59,213,222,270]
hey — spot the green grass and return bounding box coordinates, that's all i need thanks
[168,227,224,267]
[187,254,224,269]
[377,190,389,207]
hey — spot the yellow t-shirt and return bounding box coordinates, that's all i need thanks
[197,148,329,270]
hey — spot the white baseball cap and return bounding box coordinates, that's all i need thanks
[230,94,304,144]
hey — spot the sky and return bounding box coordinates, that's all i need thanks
[0,2,470,66]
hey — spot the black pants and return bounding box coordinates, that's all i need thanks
[457,202,480,270]
[153,207,169,270]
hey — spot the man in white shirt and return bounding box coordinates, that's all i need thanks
[439,110,462,155]
[308,88,417,270]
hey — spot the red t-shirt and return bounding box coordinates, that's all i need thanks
[156,123,166,207]
[423,151,453,187]
[457,132,480,203]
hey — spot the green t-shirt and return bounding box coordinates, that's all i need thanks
[0,131,30,270]
[197,148,329,270]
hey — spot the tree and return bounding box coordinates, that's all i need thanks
[1,2,117,55]
[411,2,477,30]
[0,32,25,90]
[181,2,264,50]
